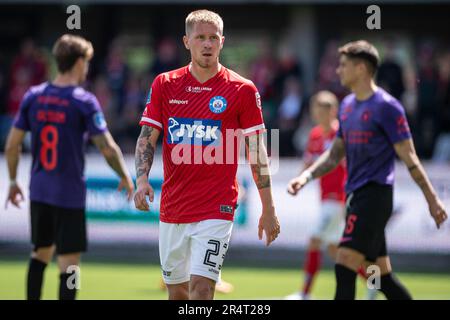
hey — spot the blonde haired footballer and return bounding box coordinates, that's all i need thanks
[134,10,280,300]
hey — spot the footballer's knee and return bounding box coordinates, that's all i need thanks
[362,256,392,276]
[375,256,392,275]
[57,253,81,273]
[327,243,338,260]
[167,283,189,300]
[190,275,215,300]
[31,245,55,264]
[336,247,365,272]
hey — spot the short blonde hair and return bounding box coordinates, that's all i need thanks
[185,10,224,35]
[310,90,339,109]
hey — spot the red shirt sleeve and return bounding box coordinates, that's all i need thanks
[140,74,163,130]
[238,82,265,136]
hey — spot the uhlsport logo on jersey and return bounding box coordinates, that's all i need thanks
[167,117,222,146]
[209,96,227,114]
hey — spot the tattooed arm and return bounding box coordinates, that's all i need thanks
[287,137,345,196]
[134,125,160,211]
[92,131,134,200]
[245,134,280,246]
[245,134,272,189]
[394,138,447,229]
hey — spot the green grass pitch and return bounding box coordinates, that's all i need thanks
[1,261,449,300]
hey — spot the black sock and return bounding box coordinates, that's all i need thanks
[379,273,412,300]
[27,258,47,300]
[334,264,357,300]
[59,272,78,300]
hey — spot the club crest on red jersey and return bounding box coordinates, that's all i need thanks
[209,96,227,114]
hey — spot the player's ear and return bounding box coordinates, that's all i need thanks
[330,106,338,119]
[73,57,84,72]
[220,36,225,49]
[183,35,190,50]
[357,62,366,75]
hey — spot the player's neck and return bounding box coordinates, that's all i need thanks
[53,73,80,87]
[320,123,331,133]
[320,119,337,133]
[189,62,221,84]
[352,79,378,101]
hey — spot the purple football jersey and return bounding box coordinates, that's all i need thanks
[13,82,107,208]
[337,88,411,194]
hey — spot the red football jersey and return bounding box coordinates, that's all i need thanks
[304,123,347,203]
[140,65,265,223]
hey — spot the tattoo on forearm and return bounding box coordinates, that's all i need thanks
[245,136,271,189]
[135,126,155,179]
[407,161,437,201]
[310,139,345,178]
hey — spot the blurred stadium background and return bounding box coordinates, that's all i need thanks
[0,0,449,299]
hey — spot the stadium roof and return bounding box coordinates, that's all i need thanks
[1,0,450,4]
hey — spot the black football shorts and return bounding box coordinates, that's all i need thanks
[339,182,393,262]
[30,201,87,254]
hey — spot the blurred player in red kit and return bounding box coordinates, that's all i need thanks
[286,91,347,299]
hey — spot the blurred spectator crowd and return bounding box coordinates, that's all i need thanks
[1,36,450,162]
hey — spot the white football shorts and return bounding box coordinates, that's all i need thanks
[311,199,346,245]
[159,219,233,285]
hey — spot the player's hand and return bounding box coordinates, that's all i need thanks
[428,198,448,229]
[287,170,312,196]
[258,206,280,246]
[118,175,134,201]
[5,183,24,209]
[134,179,154,211]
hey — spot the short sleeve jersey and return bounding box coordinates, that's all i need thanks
[337,88,411,194]
[14,82,107,209]
[140,65,265,223]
